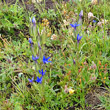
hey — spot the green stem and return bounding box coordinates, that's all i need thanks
[104,0,106,40]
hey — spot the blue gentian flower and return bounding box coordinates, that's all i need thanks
[39,69,46,76]
[93,20,97,23]
[32,55,39,63]
[32,17,36,26]
[29,38,33,45]
[79,10,83,19]
[28,77,34,83]
[70,23,81,31]
[43,56,52,64]
[35,77,42,84]
[77,34,83,43]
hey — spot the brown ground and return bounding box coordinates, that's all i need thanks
[85,87,109,110]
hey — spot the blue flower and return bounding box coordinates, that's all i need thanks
[79,10,83,19]
[43,56,52,64]
[32,55,39,62]
[70,23,81,31]
[77,34,83,43]
[29,38,33,45]
[28,77,34,83]
[93,20,97,23]
[35,77,42,84]
[39,69,46,76]
[32,17,36,25]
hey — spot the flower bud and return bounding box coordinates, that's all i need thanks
[79,10,83,19]
[32,17,36,25]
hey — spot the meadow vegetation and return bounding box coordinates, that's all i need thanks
[0,0,110,109]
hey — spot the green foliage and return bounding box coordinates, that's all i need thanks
[99,93,110,110]
[0,1,26,40]
[0,0,110,109]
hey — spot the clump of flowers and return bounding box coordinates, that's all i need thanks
[42,18,50,27]
[28,68,47,84]
[90,61,97,70]
[88,12,94,19]
[28,23,51,84]
[63,20,69,26]
[28,53,51,84]
[90,74,97,81]
[51,34,57,40]
[97,22,102,27]
[97,19,108,27]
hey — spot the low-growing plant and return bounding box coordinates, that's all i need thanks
[0,0,26,40]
